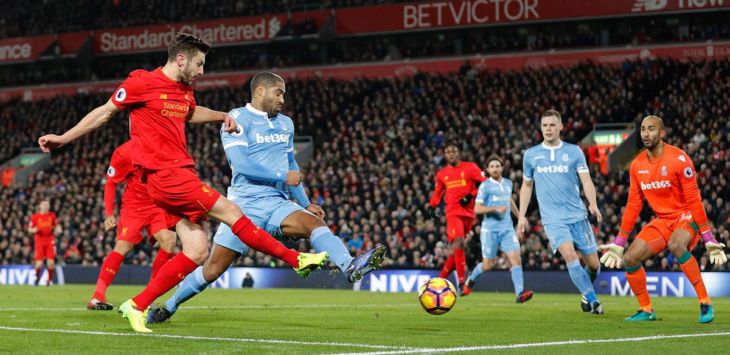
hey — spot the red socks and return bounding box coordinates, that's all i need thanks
[439,255,455,278]
[132,253,198,310]
[231,216,299,268]
[93,251,124,301]
[453,248,466,284]
[151,248,175,280]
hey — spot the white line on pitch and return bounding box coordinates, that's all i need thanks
[324,331,730,354]
[0,325,419,351]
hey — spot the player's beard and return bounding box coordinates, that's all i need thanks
[643,136,660,149]
[264,97,282,118]
[180,64,197,86]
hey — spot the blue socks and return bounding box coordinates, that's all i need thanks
[165,267,208,313]
[567,260,598,303]
[310,226,353,272]
[469,262,483,282]
[511,266,524,296]
[585,264,600,284]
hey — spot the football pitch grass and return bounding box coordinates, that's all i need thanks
[0,285,729,354]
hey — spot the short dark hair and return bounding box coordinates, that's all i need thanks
[167,33,210,62]
[444,144,459,151]
[486,154,503,166]
[250,72,284,94]
[541,109,562,121]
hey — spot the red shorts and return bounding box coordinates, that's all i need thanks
[34,238,56,261]
[636,214,699,254]
[143,167,220,224]
[117,204,177,245]
[446,215,475,242]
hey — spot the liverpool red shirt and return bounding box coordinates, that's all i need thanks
[104,140,156,215]
[31,212,56,240]
[110,68,197,170]
[429,162,486,218]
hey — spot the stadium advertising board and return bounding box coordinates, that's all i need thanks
[93,11,328,55]
[0,265,64,285]
[597,271,730,298]
[336,0,730,35]
[0,36,54,64]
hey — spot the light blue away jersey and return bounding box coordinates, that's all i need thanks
[522,141,589,225]
[221,104,294,198]
[476,177,514,231]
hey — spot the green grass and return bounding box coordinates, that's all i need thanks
[0,285,729,354]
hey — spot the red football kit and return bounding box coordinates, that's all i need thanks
[31,212,57,261]
[110,68,219,224]
[429,161,486,241]
[105,140,177,245]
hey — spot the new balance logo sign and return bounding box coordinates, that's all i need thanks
[632,0,667,12]
[640,180,672,190]
[255,133,290,144]
[536,165,569,174]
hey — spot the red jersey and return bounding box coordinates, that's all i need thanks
[619,143,710,236]
[31,212,57,239]
[429,161,486,218]
[110,67,197,170]
[104,140,156,216]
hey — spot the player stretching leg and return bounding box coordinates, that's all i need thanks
[88,140,177,310]
[28,200,61,286]
[429,144,486,294]
[517,110,604,314]
[147,72,386,323]
[39,33,327,333]
[463,155,533,303]
[600,115,727,323]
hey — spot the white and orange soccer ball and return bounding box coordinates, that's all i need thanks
[418,277,457,315]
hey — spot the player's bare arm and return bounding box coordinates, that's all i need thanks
[516,179,533,238]
[578,171,602,223]
[38,99,120,153]
[187,106,237,132]
[474,202,506,216]
[510,198,519,218]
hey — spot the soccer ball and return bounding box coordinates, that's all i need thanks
[418,277,457,315]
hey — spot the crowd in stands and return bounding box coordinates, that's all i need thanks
[0,0,409,39]
[1,11,729,88]
[1,58,728,275]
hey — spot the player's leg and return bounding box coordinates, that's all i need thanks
[150,229,176,279]
[33,246,44,286]
[45,254,55,286]
[452,217,473,287]
[464,228,498,295]
[208,196,325,274]
[146,209,178,279]
[505,250,532,303]
[89,240,134,309]
[279,206,385,282]
[557,241,602,314]
[439,215,460,279]
[148,243,240,324]
[90,210,146,309]
[622,225,661,321]
[667,221,713,323]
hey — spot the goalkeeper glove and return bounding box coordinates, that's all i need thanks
[458,194,473,207]
[599,235,627,269]
[701,230,727,266]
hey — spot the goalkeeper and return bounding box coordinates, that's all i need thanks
[600,115,727,323]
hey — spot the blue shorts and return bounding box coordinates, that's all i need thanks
[480,228,520,259]
[213,194,304,254]
[543,219,597,255]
